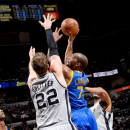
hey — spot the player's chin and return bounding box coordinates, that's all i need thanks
[66,64,71,69]
[0,116,5,120]
[66,63,69,67]
[2,113,5,117]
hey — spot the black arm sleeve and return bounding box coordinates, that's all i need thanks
[45,29,59,57]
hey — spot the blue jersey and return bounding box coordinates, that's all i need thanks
[67,70,89,110]
[7,127,12,130]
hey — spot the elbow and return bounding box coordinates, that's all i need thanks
[100,89,108,99]
[97,87,106,96]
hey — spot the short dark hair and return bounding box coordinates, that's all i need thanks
[31,52,48,75]
[77,53,88,71]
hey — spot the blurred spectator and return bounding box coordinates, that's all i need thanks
[33,124,37,130]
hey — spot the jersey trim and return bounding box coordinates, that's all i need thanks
[65,90,77,130]
[87,78,89,83]
[52,72,67,89]
[99,102,112,113]
[103,109,111,130]
[67,70,73,86]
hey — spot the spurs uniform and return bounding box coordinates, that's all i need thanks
[30,72,77,130]
[90,102,113,130]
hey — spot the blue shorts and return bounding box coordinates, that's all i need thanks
[71,107,98,130]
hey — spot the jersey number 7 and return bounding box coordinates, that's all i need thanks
[77,85,83,99]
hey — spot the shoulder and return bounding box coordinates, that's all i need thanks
[62,64,72,80]
[28,76,37,89]
[62,64,71,74]
[90,102,100,110]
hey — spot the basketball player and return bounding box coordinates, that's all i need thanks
[28,14,77,130]
[0,109,13,130]
[47,28,98,130]
[85,87,113,130]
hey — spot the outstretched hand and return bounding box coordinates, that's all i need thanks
[38,13,56,30]
[53,27,63,42]
[68,29,79,43]
[29,46,35,60]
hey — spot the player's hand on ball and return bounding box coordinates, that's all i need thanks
[68,29,79,43]
[38,13,56,30]
[29,46,35,60]
[53,27,63,42]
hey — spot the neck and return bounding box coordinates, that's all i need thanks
[38,70,49,77]
[0,120,6,130]
[94,100,100,105]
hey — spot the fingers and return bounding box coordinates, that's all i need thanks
[44,14,47,20]
[55,27,61,33]
[33,48,35,53]
[29,46,32,52]
[47,13,52,20]
[30,46,35,52]
[38,21,42,25]
[47,13,50,19]
[76,29,80,35]
[49,14,53,20]
[55,27,58,32]
[59,34,63,38]
[52,19,56,23]
[69,31,72,36]
[58,28,62,34]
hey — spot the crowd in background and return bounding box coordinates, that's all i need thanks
[0,46,130,129]
[7,121,37,130]
[3,100,36,123]
[0,49,125,83]
[0,88,129,130]
[112,92,130,130]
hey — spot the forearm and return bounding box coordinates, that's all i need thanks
[85,87,105,97]
[47,48,51,63]
[64,41,73,64]
[45,29,59,57]
[29,60,33,74]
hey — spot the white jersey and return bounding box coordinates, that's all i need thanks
[30,72,77,130]
[89,102,113,130]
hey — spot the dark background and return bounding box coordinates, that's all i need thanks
[0,1,129,60]
[0,0,130,88]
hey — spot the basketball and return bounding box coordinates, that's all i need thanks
[61,18,79,36]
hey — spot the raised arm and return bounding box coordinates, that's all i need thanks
[28,46,37,89]
[64,30,79,65]
[85,87,112,112]
[39,14,67,87]
[47,27,63,63]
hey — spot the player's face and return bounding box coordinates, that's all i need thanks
[66,54,78,69]
[0,109,5,119]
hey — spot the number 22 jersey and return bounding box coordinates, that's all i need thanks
[67,70,89,110]
[30,72,77,130]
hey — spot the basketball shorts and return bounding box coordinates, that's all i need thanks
[71,107,98,130]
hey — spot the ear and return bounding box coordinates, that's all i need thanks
[76,62,81,67]
[47,64,49,69]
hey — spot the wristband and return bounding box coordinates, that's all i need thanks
[54,38,57,41]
